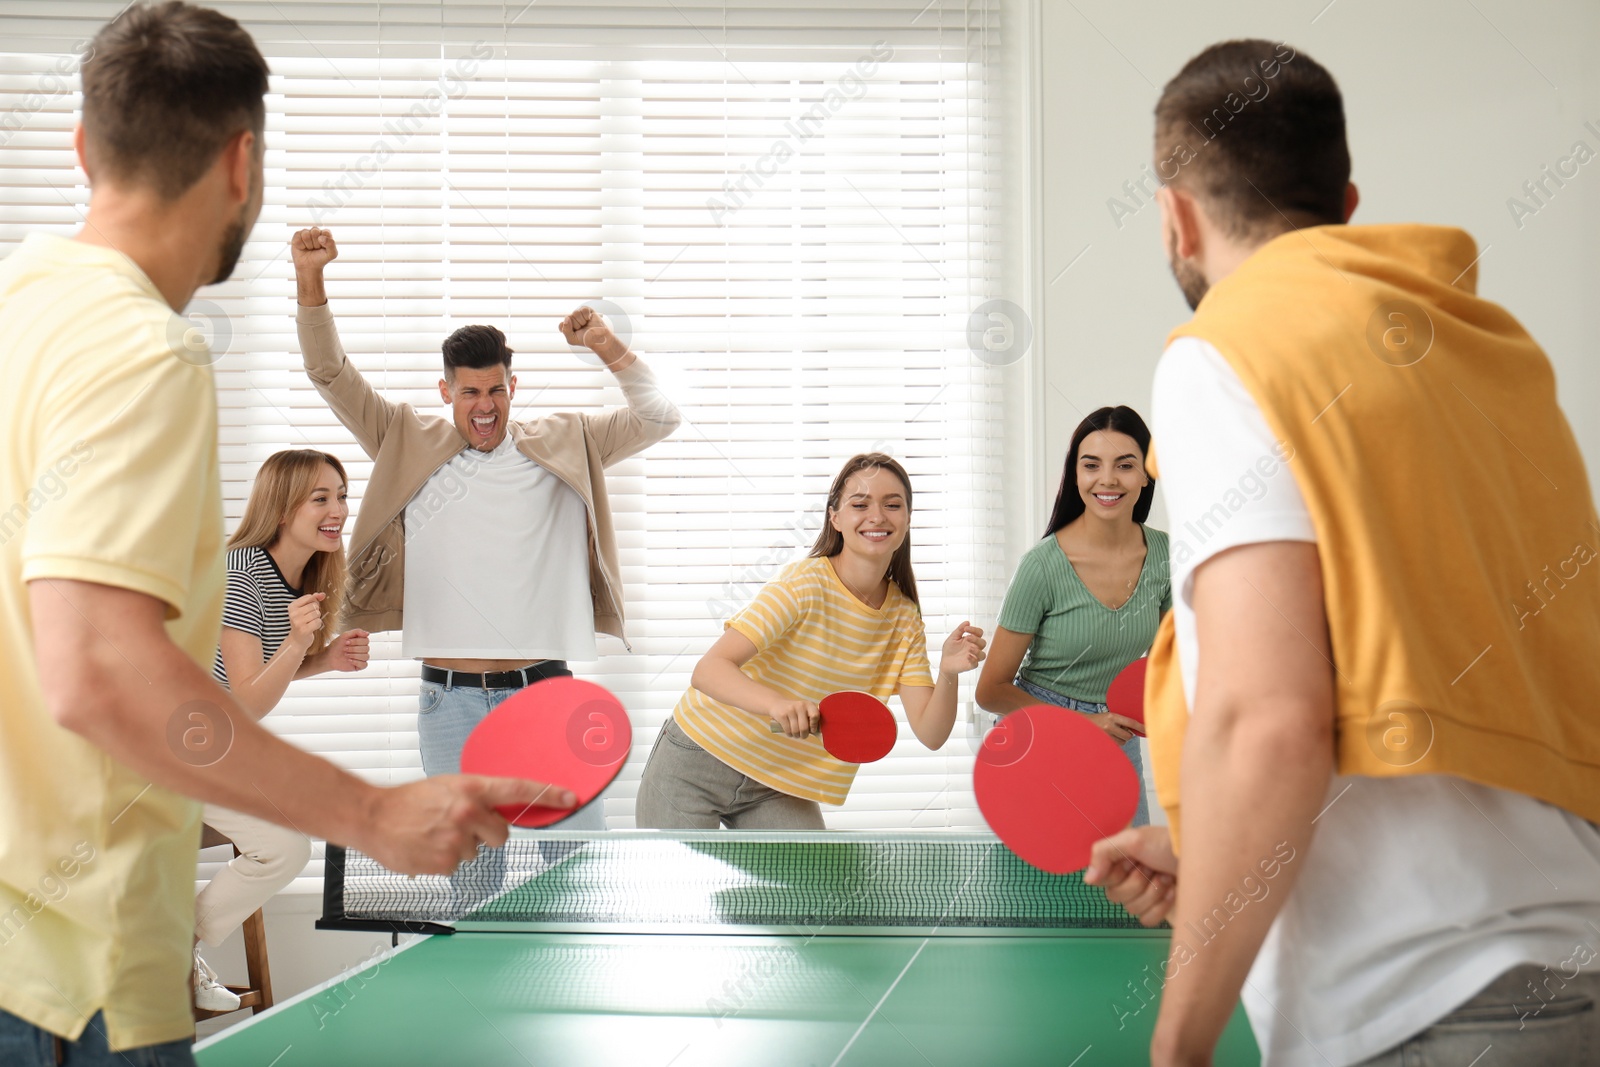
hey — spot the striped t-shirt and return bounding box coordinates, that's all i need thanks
[211,545,303,688]
[997,526,1171,703]
[673,555,935,805]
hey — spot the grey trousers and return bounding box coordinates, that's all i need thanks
[1350,963,1598,1066]
[635,718,825,830]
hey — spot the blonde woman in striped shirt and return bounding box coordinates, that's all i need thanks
[195,450,371,1010]
[636,454,986,829]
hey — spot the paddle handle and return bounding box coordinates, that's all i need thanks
[768,721,820,737]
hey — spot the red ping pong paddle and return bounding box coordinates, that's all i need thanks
[973,705,1140,874]
[460,677,632,828]
[768,690,897,764]
[1106,657,1148,728]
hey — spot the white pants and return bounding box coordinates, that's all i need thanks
[195,804,312,947]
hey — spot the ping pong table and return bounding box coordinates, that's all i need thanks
[193,832,1261,1066]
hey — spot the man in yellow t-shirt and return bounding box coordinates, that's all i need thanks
[0,6,572,1062]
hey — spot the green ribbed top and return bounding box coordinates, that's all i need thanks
[997,526,1171,702]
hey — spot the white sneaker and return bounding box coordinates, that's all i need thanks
[193,949,241,1012]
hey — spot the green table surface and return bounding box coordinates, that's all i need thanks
[195,930,1261,1066]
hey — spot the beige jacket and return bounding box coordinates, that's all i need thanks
[297,301,680,646]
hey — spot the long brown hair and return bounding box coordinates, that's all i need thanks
[808,453,919,607]
[228,450,348,653]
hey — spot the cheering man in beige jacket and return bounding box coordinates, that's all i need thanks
[291,227,680,831]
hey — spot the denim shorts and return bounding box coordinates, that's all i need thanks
[1014,675,1150,828]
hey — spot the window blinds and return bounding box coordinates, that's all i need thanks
[1,1,1018,889]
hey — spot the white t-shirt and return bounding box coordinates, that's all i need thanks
[401,432,597,662]
[1151,336,1600,1067]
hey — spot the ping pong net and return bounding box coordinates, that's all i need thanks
[318,831,1150,937]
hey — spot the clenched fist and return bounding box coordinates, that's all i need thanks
[559,306,632,369]
[291,227,338,274]
[286,592,327,652]
[323,629,370,673]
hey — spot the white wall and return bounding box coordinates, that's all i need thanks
[1034,0,1600,526]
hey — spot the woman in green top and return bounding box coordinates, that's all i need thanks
[976,406,1170,826]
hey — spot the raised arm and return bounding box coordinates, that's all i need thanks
[217,591,341,719]
[559,306,682,466]
[900,622,985,748]
[293,227,403,458]
[218,625,303,720]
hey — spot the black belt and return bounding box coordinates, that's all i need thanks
[420,661,571,690]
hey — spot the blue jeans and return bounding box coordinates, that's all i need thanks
[1015,675,1150,828]
[417,669,606,916]
[0,1010,193,1067]
[416,669,604,833]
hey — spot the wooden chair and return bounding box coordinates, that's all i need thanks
[194,824,275,1019]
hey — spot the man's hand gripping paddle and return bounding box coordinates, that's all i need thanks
[461,677,632,828]
[974,705,1140,874]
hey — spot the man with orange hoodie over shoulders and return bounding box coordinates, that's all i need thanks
[1085,39,1600,1067]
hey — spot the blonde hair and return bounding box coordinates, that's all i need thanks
[228,450,349,652]
[808,453,919,608]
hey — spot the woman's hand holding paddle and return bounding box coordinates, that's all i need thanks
[1084,824,1178,927]
[1098,657,1148,743]
[1089,711,1145,744]
[769,697,821,739]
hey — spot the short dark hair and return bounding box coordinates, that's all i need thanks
[442,325,513,378]
[1045,406,1155,537]
[81,2,269,200]
[1154,40,1349,238]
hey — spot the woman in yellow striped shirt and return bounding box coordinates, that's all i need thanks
[636,453,986,829]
